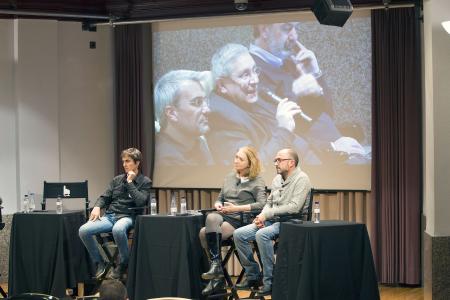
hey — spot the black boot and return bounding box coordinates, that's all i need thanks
[201,232,224,280]
[202,278,226,296]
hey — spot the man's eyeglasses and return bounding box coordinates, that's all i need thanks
[273,158,292,165]
[189,97,210,108]
[230,66,261,84]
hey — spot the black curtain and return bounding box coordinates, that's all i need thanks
[114,24,154,177]
[370,7,422,285]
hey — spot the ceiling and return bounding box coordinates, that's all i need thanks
[0,0,416,23]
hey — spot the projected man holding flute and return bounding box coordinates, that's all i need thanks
[207,43,320,165]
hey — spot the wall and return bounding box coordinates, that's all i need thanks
[0,19,114,283]
[423,0,450,298]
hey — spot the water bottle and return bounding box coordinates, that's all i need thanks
[180,196,187,214]
[56,196,63,214]
[23,194,29,213]
[313,201,320,223]
[29,192,36,212]
[150,196,157,215]
[170,193,177,216]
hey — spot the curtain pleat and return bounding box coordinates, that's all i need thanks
[114,25,146,175]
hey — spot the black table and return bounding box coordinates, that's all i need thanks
[272,221,380,300]
[8,210,92,298]
[127,214,207,300]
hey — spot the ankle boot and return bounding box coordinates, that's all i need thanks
[201,232,224,280]
[202,278,226,296]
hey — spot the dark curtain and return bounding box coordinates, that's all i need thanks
[114,24,154,177]
[370,7,422,285]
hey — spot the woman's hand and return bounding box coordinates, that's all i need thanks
[214,202,223,211]
[221,202,237,214]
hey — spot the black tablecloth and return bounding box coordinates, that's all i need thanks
[272,221,379,300]
[8,211,92,298]
[127,214,207,300]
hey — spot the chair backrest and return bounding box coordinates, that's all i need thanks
[43,180,89,219]
[300,188,315,221]
[8,293,59,300]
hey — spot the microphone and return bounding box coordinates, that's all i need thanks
[260,87,313,122]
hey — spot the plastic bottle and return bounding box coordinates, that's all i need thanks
[180,196,187,214]
[170,193,177,216]
[150,196,157,215]
[23,194,29,213]
[313,201,320,223]
[56,196,63,214]
[29,192,36,212]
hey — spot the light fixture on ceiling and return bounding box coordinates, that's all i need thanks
[442,21,450,34]
[234,0,248,11]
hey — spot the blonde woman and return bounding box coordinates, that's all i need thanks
[199,146,266,296]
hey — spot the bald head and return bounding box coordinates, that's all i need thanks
[278,148,299,167]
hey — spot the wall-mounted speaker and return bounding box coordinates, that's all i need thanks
[312,0,353,27]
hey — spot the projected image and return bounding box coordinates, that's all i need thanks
[152,16,372,189]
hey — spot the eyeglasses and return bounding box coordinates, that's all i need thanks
[273,158,292,165]
[189,97,210,108]
[229,66,261,84]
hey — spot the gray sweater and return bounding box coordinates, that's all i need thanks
[215,172,266,211]
[261,167,311,220]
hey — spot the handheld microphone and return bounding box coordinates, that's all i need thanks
[260,87,313,122]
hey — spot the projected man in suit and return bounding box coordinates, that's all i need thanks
[207,43,319,165]
[233,148,311,296]
[250,22,368,163]
[154,70,215,166]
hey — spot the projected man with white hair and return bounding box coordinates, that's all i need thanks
[207,43,319,165]
[251,22,368,162]
[154,70,215,166]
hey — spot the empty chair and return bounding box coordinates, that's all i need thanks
[43,181,90,219]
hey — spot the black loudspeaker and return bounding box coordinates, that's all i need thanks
[312,0,353,27]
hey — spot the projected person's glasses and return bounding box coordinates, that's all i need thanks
[229,66,261,85]
[273,158,292,165]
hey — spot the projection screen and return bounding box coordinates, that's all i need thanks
[151,11,372,190]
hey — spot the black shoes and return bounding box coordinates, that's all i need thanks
[235,276,261,290]
[201,259,224,280]
[254,285,272,297]
[202,278,226,296]
[94,261,106,279]
[108,263,127,280]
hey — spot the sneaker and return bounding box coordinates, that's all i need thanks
[94,262,106,279]
[108,264,127,280]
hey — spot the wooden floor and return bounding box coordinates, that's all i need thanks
[0,283,423,299]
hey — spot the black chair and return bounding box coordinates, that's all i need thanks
[94,193,152,281]
[43,181,90,219]
[199,209,261,300]
[7,293,59,300]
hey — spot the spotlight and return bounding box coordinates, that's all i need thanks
[234,0,248,11]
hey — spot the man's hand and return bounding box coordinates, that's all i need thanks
[276,98,302,132]
[291,41,321,78]
[214,202,223,212]
[253,214,266,228]
[127,171,137,183]
[292,74,324,98]
[89,206,101,221]
[332,136,366,156]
